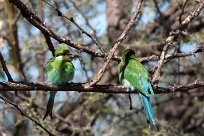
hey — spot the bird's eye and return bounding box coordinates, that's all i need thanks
[56,53,63,57]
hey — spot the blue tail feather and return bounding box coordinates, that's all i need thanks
[43,91,57,120]
[139,93,159,131]
[139,93,150,126]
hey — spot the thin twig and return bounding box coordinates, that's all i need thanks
[153,0,163,17]
[69,0,99,41]
[128,93,132,110]
[0,51,13,82]
[0,51,17,97]
[84,0,144,88]
[179,0,189,24]
[139,45,204,62]
[42,31,55,56]
[165,46,203,60]
[69,0,104,53]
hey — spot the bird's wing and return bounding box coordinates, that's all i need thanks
[45,57,55,73]
[62,61,75,81]
[124,59,150,97]
[63,61,74,71]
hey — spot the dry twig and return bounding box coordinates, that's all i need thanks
[0,51,13,82]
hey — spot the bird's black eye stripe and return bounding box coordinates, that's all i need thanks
[56,53,67,57]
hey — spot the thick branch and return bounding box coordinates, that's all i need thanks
[0,81,203,94]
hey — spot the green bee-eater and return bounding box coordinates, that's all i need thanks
[118,49,159,131]
[43,46,75,120]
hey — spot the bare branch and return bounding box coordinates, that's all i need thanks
[165,46,203,59]
[84,0,144,88]
[0,51,13,82]
[42,31,55,56]
[0,81,203,94]
[179,0,189,24]
[157,81,204,94]
[139,46,204,62]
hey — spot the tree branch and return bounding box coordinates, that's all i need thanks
[139,45,204,62]
[0,51,13,82]
[0,81,203,94]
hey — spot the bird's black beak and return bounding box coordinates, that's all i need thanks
[68,53,74,59]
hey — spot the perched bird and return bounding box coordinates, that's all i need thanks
[43,46,75,120]
[118,49,159,131]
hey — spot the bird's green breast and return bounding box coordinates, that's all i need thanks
[46,56,75,85]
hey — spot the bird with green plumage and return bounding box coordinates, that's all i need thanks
[118,49,159,131]
[43,46,75,120]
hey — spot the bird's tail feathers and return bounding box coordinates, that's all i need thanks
[139,93,150,126]
[43,92,56,120]
[139,93,159,131]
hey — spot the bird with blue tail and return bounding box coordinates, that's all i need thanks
[118,49,159,131]
[43,46,75,120]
